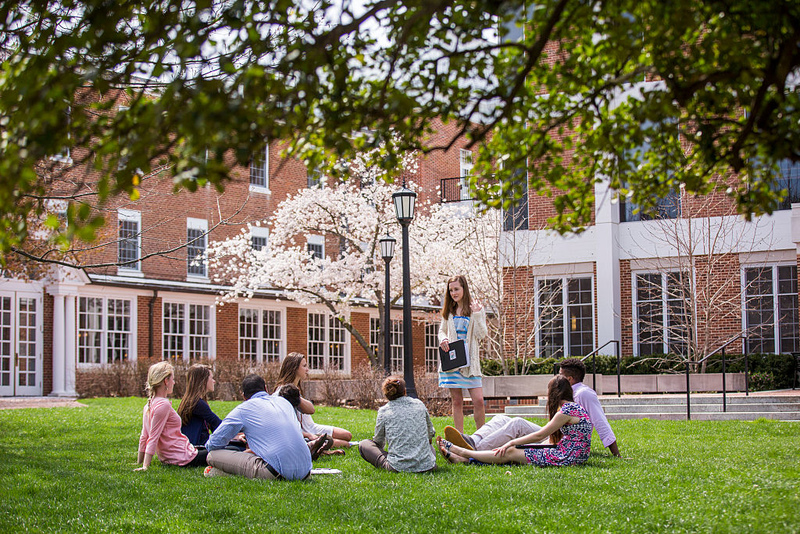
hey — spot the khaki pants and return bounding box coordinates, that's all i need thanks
[207,449,283,480]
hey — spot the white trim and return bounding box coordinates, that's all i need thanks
[306,234,325,261]
[306,306,351,375]
[249,143,270,194]
[161,296,217,362]
[534,274,595,358]
[117,209,142,273]
[250,226,269,252]
[186,218,209,281]
[238,302,287,364]
[76,293,138,366]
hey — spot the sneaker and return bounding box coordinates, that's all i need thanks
[444,425,475,451]
[203,466,230,478]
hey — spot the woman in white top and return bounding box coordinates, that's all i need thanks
[275,352,353,448]
[438,275,487,433]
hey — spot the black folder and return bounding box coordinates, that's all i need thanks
[438,339,469,371]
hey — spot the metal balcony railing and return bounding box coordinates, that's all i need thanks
[440,177,474,203]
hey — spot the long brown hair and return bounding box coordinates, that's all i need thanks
[177,364,212,426]
[276,352,306,395]
[440,275,472,319]
[546,375,574,444]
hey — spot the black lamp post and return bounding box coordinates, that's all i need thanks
[379,234,396,376]
[392,186,417,397]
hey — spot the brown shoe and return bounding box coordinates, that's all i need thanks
[444,425,475,451]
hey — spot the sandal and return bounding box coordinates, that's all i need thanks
[437,437,456,464]
[309,434,328,461]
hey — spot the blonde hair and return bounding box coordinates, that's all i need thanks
[145,361,174,399]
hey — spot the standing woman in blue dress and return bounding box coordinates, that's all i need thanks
[438,275,487,433]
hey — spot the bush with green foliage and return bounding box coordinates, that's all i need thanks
[481,353,798,391]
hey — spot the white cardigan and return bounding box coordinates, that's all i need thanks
[437,308,487,378]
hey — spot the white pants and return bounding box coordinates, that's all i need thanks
[472,415,544,450]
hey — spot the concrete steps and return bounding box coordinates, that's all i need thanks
[502,393,800,422]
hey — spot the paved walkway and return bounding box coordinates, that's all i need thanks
[0,397,87,410]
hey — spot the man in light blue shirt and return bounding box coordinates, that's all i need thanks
[205,374,312,480]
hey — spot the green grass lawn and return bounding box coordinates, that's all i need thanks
[1,398,798,533]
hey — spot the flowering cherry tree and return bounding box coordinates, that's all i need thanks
[209,151,500,368]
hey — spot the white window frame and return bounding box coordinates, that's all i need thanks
[249,143,270,193]
[162,298,216,362]
[307,309,350,374]
[425,322,440,374]
[534,275,595,359]
[117,209,142,275]
[250,226,269,253]
[631,271,691,357]
[307,168,325,189]
[239,304,285,364]
[186,218,208,280]
[77,294,137,366]
[741,263,799,354]
[307,234,325,262]
[459,149,474,201]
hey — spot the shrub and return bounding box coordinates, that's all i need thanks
[479,352,798,390]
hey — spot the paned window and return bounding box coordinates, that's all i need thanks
[776,159,800,210]
[163,302,212,361]
[187,218,208,277]
[459,149,473,201]
[537,277,594,358]
[78,297,133,365]
[250,227,269,252]
[634,272,690,356]
[307,235,324,261]
[239,308,283,363]
[250,143,269,189]
[425,323,440,373]
[389,319,403,374]
[744,265,799,354]
[307,312,347,372]
[308,169,325,188]
[118,210,141,271]
[503,168,529,231]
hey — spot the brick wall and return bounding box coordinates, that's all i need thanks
[216,303,239,361]
[286,307,307,356]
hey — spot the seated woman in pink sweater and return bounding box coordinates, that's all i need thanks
[136,362,208,471]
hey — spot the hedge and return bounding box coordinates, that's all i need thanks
[480,353,799,391]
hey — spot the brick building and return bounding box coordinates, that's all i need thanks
[0,91,478,397]
[500,161,800,360]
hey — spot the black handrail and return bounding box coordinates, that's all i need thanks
[552,340,621,397]
[685,333,749,420]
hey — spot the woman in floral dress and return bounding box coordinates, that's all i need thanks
[437,375,593,467]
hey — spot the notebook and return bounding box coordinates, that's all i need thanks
[438,339,470,372]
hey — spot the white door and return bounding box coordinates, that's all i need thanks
[0,293,43,396]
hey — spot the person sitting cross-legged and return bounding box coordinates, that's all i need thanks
[437,375,593,468]
[358,376,437,473]
[204,374,316,481]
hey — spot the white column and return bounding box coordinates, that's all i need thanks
[64,294,77,396]
[50,293,66,396]
[594,181,622,349]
